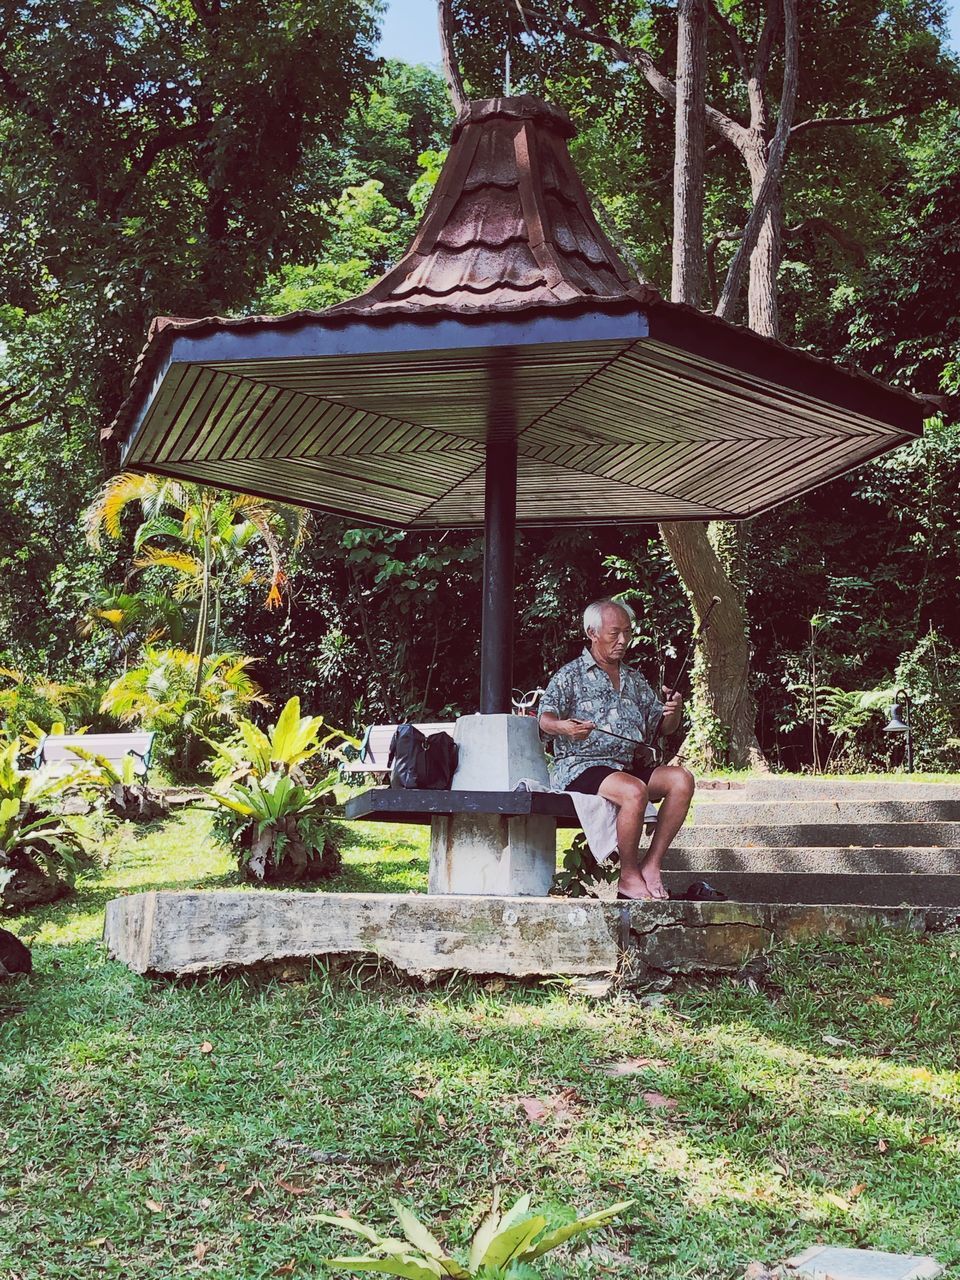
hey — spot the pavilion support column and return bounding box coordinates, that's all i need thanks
[480,435,518,714]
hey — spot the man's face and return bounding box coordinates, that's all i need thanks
[590,606,634,663]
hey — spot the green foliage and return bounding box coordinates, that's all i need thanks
[551,833,618,898]
[320,1190,634,1279]
[206,696,358,783]
[63,746,169,823]
[100,647,266,779]
[85,475,310,665]
[0,668,104,742]
[206,698,351,881]
[0,739,87,904]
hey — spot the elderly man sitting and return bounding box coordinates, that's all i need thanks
[538,598,695,901]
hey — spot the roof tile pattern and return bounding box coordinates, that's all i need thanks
[324,96,658,317]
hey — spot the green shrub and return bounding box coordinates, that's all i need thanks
[321,1188,634,1280]
[100,646,266,779]
[0,738,89,910]
[206,697,356,882]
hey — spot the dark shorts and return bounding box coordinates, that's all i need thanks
[566,764,656,794]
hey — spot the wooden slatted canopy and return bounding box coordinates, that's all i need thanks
[107,95,926,712]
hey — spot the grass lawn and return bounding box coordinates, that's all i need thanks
[2,810,960,1279]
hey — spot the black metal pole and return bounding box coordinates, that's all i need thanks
[480,435,517,713]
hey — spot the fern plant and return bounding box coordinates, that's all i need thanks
[66,746,169,822]
[206,697,356,882]
[0,739,89,909]
[319,1189,634,1279]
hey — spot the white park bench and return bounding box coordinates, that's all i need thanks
[34,732,156,779]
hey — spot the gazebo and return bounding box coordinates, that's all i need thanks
[107,96,924,898]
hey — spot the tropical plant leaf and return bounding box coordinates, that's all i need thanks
[390,1201,447,1261]
[515,1200,634,1262]
[467,1190,502,1273]
[479,1217,546,1269]
[325,1256,441,1280]
[496,1195,532,1236]
[314,1214,390,1246]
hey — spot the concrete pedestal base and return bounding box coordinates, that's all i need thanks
[428,813,557,895]
[430,714,555,895]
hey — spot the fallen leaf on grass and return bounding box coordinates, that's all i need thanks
[848,1182,867,1199]
[84,1237,109,1248]
[918,1135,936,1146]
[215,1162,227,1173]
[821,1034,853,1048]
[518,1089,579,1123]
[744,1263,780,1280]
[877,1139,889,1153]
[436,1112,448,1130]
[145,1199,165,1214]
[199,1041,214,1054]
[193,1241,208,1263]
[241,1181,264,1199]
[274,1262,297,1276]
[409,1088,430,1099]
[598,1056,666,1076]
[867,995,893,1007]
[824,1192,852,1211]
[642,1091,678,1111]
[520,1097,550,1122]
[275,1178,313,1195]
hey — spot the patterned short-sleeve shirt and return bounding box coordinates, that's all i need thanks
[539,648,663,791]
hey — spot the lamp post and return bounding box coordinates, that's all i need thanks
[883,689,914,773]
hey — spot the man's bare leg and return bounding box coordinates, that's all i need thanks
[597,772,651,899]
[640,765,696,899]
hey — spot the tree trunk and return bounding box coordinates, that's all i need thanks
[660,521,757,766]
[671,0,707,307]
[660,0,762,769]
[745,142,783,339]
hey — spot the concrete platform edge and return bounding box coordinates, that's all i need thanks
[102,891,959,980]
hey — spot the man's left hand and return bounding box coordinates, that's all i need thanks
[661,687,683,726]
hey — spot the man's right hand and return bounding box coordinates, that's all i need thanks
[562,718,596,740]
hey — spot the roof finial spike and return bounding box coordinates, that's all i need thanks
[505,47,511,96]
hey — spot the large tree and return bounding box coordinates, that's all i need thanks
[0,0,380,671]
[441,0,958,763]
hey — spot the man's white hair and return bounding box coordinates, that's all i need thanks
[583,598,636,638]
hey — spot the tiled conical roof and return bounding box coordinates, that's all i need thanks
[324,96,658,316]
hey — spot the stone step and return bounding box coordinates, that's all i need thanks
[706,779,960,801]
[663,846,960,875]
[661,869,960,907]
[691,799,960,824]
[673,821,960,848]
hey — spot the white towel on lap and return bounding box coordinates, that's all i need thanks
[515,778,620,864]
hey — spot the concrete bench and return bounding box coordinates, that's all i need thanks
[345,719,657,896]
[35,732,156,779]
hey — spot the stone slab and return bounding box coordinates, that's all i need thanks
[663,847,960,875]
[692,800,960,824]
[102,891,955,980]
[661,869,960,907]
[716,781,960,801]
[674,822,960,849]
[786,1245,943,1280]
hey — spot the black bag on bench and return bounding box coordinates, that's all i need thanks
[388,724,458,790]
